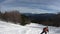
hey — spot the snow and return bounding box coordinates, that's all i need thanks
[0,20,60,34]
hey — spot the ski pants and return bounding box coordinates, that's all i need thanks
[40,31,47,34]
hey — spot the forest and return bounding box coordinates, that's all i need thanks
[0,11,60,27]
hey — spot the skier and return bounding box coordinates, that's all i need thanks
[40,26,49,34]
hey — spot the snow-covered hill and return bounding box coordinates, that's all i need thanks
[0,20,60,34]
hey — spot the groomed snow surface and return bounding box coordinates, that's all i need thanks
[0,20,60,34]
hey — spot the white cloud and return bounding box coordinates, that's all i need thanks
[1,0,60,13]
[1,7,54,14]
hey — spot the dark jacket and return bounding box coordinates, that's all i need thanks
[43,27,49,32]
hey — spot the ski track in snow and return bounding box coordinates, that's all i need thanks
[0,20,60,34]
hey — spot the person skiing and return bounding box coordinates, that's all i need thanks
[40,26,49,34]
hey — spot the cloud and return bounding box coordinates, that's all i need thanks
[1,7,55,14]
[1,0,60,13]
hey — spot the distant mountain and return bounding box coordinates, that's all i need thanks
[22,13,56,21]
[22,13,60,27]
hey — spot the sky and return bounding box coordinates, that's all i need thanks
[0,0,60,14]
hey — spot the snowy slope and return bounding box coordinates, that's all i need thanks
[0,20,60,34]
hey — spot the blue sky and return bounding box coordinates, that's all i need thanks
[0,0,60,14]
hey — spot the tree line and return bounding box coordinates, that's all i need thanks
[0,11,30,25]
[0,10,60,27]
[31,13,60,27]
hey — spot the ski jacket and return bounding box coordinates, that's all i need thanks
[43,27,49,32]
